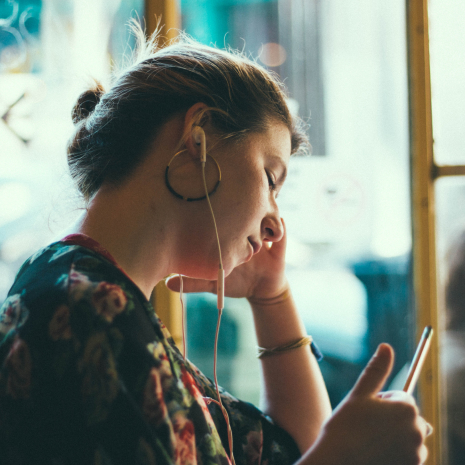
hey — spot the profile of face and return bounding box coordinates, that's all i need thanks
[178,121,291,279]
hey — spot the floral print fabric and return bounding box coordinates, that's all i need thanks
[0,236,300,465]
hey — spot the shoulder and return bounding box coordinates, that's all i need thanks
[0,242,75,340]
[1,242,144,341]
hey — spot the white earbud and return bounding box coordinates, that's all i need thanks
[192,126,207,163]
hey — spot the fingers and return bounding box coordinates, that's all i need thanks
[378,390,418,407]
[416,415,433,438]
[165,275,217,294]
[420,443,429,464]
[377,391,435,437]
[378,390,431,463]
[426,422,433,437]
[350,343,394,398]
[416,418,431,464]
[378,391,433,438]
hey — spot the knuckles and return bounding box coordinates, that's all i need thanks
[324,393,428,465]
[411,427,424,447]
[396,401,419,422]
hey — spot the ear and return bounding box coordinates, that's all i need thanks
[183,102,210,159]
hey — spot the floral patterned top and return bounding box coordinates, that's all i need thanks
[0,235,300,465]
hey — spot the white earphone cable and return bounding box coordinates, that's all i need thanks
[201,163,223,267]
[201,159,235,465]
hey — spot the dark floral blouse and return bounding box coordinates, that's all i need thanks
[0,235,300,465]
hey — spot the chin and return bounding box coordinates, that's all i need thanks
[179,249,240,281]
[181,264,222,281]
[222,256,243,278]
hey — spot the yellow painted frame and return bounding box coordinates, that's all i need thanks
[145,0,183,350]
[407,0,443,463]
[145,0,180,44]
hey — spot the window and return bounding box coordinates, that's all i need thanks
[180,0,416,411]
[0,0,144,301]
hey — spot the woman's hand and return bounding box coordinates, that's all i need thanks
[166,218,288,300]
[304,344,429,465]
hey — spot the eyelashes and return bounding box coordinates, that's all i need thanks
[266,171,277,193]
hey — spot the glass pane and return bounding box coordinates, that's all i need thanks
[0,0,144,303]
[181,0,415,408]
[435,176,465,465]
[429,0,465,165]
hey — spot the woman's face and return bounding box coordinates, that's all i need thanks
[180,121,291,279]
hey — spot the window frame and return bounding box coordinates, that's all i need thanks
[408,0,439,463]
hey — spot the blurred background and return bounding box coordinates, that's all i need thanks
[1,1,464,463]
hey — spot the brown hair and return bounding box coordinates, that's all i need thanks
[67,21,308,201]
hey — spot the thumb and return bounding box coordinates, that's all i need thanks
[350,343,394,398]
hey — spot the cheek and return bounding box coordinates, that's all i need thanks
[216,166,267,232]
[244,179,268,216]
[230,184,264,222]
[232,196,267,236]
[238,171,266,206]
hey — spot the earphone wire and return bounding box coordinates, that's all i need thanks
[201,163,223,267]
[201,159,235,465]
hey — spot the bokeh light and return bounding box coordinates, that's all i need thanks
[258,42,286,67]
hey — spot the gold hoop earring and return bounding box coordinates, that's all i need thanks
[164,149,222,202]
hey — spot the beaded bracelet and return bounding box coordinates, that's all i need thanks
[257,335,313,359]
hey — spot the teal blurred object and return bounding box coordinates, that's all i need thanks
[0,0,42,73]
[186,293,238,392]
[181,0,278,50]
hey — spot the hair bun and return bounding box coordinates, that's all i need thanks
[71,83,105,124]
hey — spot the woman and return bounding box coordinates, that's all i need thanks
[0,24,428,464]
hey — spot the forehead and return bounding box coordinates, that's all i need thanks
[244,123,292,163]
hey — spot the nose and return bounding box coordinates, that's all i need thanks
[261,209,284,242]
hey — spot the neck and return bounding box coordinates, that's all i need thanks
[60,115,211,297]
[68,178,178,300]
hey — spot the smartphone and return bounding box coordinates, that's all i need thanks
[403,326,434,395]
